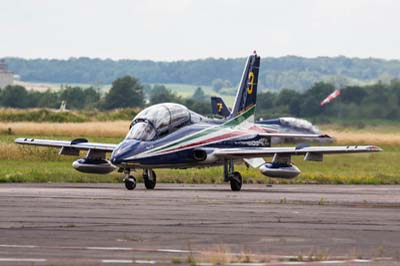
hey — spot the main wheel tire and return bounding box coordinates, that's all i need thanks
[124,176,136,190]
[144,170,157,190]
[230,171,242,191]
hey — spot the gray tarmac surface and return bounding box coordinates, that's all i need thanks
[0,183,400,265]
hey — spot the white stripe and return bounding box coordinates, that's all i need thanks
[0,258,46,262]
[102,259,133,263]
[140,124,220,156]
[275,262,305,265]
[128,126,223,159]
[223,263,268,266]
[87,247,132,251]
[126,128,251,160]
[320,261,345,264]
[0,244,37,248]
[156,248,191,253]
[134,260,156,264]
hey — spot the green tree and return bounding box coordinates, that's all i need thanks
[191,87,206,102]
[341,86,366,104]
[60,86,86,109]
[211,79,225,92]
[274,89,302,116]
[103,76,144,110]
[150,85,181,104]
[183,99,210,114]
[257,91,277,108]
[25,91,43,108]
[0,85,28,108]
[300,82,335,117]
[37,90,60,108]
[83,87,101,108]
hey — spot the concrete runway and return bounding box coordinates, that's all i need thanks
[0,183,400,265]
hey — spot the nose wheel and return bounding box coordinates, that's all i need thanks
[124,175,136,190]
[123,169,136,190]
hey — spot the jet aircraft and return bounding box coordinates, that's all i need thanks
[15,52,382,191]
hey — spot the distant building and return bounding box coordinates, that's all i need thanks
[0,60,14,88]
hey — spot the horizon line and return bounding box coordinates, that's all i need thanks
[1,54,400,62]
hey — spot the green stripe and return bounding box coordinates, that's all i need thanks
[151,125,219,153]
[150,105,256,153]
[224,105,256,127]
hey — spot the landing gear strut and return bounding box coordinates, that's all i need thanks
[123,169,136,190]
[143,169,157,190]
[224,159,242,191]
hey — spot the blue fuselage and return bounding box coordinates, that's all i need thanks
[111,122,270,169]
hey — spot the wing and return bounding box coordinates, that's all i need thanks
[15,137,117,159]
[214,145,382,160]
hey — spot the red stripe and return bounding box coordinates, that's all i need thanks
[160,130,249,154]
[250,124,278,133]
[321,89,340,106]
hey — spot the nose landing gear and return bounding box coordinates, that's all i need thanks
[124,175,136,190]
[123,169,136,190]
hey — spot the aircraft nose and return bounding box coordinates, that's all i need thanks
[111,156,121,165]
[111,150,128,165]
[111,140,140,165]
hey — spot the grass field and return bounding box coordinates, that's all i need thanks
[0,121,398,184]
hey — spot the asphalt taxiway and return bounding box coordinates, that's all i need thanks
[0,183,399,265]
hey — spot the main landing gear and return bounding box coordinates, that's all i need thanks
[224,159,242,191]
[123,169,157,190]
[143,169,157,190]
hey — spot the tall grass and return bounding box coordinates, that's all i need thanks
[0,121,129,137]
[0,109,87,122]
[0,108,138,122]
[325,130,400,145]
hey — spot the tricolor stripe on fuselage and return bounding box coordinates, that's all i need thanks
[124,105,258,161]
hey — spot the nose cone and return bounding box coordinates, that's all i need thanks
[111,140,141,165]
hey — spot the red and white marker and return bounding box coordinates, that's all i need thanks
[320,89,341,106]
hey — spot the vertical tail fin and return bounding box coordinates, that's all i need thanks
[229,52,260,120]
[211,96,231,117]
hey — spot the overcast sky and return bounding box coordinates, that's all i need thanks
[0,0,399,60]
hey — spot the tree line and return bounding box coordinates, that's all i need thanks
[5,56,400,91]
[257,79,400,121]
[0,76,210,114]
[1,75,399,121]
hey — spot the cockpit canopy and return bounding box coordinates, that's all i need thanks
[126,103,191,141]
